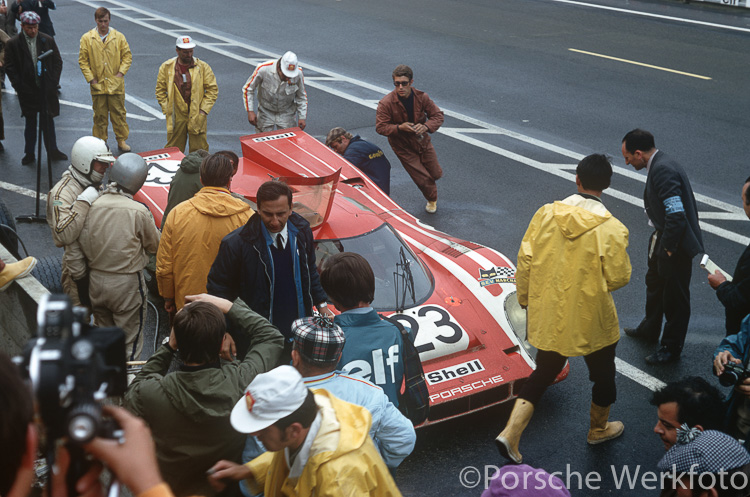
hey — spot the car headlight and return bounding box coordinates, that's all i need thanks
[503,291,536,358]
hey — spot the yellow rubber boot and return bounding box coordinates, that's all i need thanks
[587,402,624,445]
[494,399,534,463]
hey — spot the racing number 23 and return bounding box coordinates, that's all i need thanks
[390,305,464,355]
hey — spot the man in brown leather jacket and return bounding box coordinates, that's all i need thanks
[376,64,444,214]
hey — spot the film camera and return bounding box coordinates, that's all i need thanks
[719,361,750,388]
[14,294,127,492]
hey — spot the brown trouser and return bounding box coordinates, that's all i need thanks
[90,270,147,361]
[394,142,442,201]
[92,93,129,142]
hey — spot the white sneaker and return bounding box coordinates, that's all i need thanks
[425,200,437,214]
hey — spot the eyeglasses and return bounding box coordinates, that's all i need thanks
[393,80,410,87]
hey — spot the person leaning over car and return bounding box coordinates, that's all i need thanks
[326,127,391,195]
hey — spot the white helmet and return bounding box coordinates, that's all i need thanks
[110,153,149,194]
[70,136,115,175]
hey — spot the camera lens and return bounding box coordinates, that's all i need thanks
[719,370,740,387]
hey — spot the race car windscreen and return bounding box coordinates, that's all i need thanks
[315,223,433,310]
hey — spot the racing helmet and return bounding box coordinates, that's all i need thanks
[110,153,149,194]
[70,136,115,174]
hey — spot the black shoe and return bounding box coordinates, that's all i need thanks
[50,150,68,161]
[645,346,680,365]
[21,154,35,165]
[624,326,659,344]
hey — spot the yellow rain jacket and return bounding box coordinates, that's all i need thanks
[155,57,218,136]
[517,194,631,357]
[78,27,132,95]
[156,187,252,310]
[244,390,403,497]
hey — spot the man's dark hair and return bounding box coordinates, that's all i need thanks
[622,129,655,154]
[94,7,110,19]
[743,176,750,206]
[320,252,375,309]
[576,154,613,192]
[392,64,413,81]
[0,351,34,496]
[256,180,292,210]
[200,154,234,188]
[215,150,239,174]
[273,389,317,431]
[649,376,725,430]
[173,302,226,364]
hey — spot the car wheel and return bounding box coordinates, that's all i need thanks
[31,255,63,294]
[0,196,20,259]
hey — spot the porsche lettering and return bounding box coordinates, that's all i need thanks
[429,374,505,402]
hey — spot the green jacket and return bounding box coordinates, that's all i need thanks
[124,299,283,497]
[162,150,205,228]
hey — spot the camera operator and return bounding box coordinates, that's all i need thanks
[713,315,750,449]
[0,350,175,497]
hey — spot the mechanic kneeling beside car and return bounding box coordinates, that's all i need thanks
[713,315,750,449]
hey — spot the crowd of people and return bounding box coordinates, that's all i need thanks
[0,5,749,497]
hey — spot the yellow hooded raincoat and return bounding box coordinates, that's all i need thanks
[156,187,252,310]
[516,194,631,357]
[244,390,403,497]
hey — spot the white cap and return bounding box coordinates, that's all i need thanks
[279,51,300,79]
[176,35,196,49]
[230,366,309,433]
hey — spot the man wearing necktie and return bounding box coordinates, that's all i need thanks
[208,180,334,364]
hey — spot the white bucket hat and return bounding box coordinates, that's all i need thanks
[279,51,301,79]
[230,365,309,433]
[176,35,196,49]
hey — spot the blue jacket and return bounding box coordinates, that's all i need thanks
[713,315,750,449]
[207,212,327,329]
[343,135,392,195]
[304,371,415,468]
[335,309,405,406]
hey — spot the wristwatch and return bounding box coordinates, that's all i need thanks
[162,336,175,353]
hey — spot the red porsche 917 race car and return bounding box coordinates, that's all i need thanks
[135,129,567,426]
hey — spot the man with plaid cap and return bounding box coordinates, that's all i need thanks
[207,365,402,496]
[156,35,218,153]
[4,10,67,165]
[657,430,750,496]
[495,154,631,464]
[291,315,416,470]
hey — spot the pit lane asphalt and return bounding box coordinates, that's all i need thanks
[1,0,749,495]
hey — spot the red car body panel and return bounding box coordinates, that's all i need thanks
[136,129,568,425]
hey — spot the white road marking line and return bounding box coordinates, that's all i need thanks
[569,48,712,80]
[2,88,155,121]
[551,0,750,34]
[0,181,47,200]
[615,357,666,392]
[124,94,165,120]
[698,212,749,221]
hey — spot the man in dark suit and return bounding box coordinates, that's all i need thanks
[4,11,67,165]
[621,129,703,364]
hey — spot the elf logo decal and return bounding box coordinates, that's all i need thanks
[389,305,469,362]
[426,359,485,385]
[478,266,515,287]
[429,374,505,402]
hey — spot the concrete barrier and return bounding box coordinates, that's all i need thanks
[0,244,49,356]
